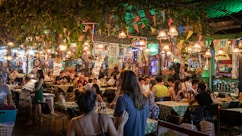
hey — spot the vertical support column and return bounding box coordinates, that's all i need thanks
[238,54,242,92]
[209,45,215,90]
[158,40,162,76]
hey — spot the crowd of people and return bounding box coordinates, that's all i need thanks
[0,61,217,136]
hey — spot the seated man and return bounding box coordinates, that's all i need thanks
[146,92,160,120]
[189,82,213,106]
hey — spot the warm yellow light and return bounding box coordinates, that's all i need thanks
[7,42,14,47]
[186,47,192,52]
[233,47,240,53]
[168,26,178,36]
[47,49,51,54]
[217,48,224,56]
[67,51,71,55]
[118,31,127,39]
[70,43,77,48]
[157,30,167,40]
[97,44,104,49]
[163,44,170,52]
[204,49,212,58]
[193,43,201,53]
[167,51,172,56]
[83,41,89,47]
[83,46,89,51]
[59,44,67,52]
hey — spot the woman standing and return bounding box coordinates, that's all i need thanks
[34,69,44,122]
[26,69,44,125]
[114,70,148,136]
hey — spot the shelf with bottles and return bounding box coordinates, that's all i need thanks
[213,78,239,96]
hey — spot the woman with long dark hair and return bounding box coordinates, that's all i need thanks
[114,70,148,136]
[25,69,44,125]
[170,80,187,101]
[67,90,128,136]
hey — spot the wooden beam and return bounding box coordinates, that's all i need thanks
[214,25,241,32]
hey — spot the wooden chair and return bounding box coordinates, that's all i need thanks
[200,120,215,136]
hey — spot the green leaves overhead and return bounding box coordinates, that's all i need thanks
[0,0,240,46]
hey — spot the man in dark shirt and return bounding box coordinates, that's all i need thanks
[189,82,213,106]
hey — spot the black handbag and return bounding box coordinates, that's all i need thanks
[41,103,51,114]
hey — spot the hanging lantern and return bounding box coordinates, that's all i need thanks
[7,42,14,47]
[70,43,77,48]
[167,51,173,56]
[217,48,225,56]
[204,49,212,58]
[186,46,192,53]
[118,31,127,39]
[47,49,51,54]
[67,51,71,55]
[59,44,67,52]
[162,44,170,52]
[97,44,104,50]
[168,26,178,36]
[157,30,168,40]
[193,43,201,53]
[83,46,89,51]
[233,47,240,53]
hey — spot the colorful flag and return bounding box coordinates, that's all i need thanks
[134,15,140,22]
[150,26,155,33]
[134,24,139,33]
[168,17,173,26]
[179,26,184,35]
[178,40,184,50]
[198,35,203,41]
[141,23,146,29]
[98,29,102,35]
[152,15,156,26]
[186,30,193,40]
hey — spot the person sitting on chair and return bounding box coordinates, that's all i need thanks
[146,92,160,120]
[189,82,213,106]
